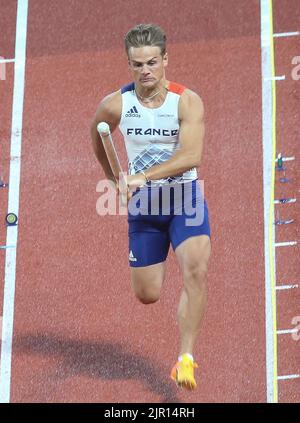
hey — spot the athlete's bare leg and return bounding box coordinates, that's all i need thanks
[130,262,166,304]
[174,235,211,356]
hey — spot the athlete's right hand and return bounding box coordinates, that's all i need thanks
[114,178,132,205]
[109,175,134,205]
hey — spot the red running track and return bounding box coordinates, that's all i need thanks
[0,0,298,403]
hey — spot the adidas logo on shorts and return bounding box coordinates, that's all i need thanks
[129,250,137,262]
[125,106,141,118]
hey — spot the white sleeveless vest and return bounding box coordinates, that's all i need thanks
[118,81,197,185]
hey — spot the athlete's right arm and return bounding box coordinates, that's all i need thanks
[90,91,122,183]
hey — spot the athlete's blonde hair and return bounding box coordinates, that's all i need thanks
[124,24,166,56]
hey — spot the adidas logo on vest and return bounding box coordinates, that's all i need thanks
[125,106,141,118]
[129,250,137,262]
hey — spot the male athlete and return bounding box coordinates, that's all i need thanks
[90,24,211,390]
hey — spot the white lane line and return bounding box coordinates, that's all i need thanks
[261,0,278,404]
[0,0,28,404]
[276,284,299,290]
[278,375,300,381]
[264,75,286,81]
[0,59,15,64]
[274,198,296,204]
[277,329,298,335]
[273,31,300,38]
[275,241,297,247]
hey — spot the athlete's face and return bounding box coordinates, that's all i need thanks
[127,46,168,88]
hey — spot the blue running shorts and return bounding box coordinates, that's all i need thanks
[127,179,211,267]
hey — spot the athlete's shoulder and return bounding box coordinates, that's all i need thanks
[98,90,122,117]
[167,82,203,103]
[177,86,204,121]
[92,90,122,129]
[167,81,187,95]
[179,85,203,106]
[101,89,122,109]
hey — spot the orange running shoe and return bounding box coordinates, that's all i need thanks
[170,354,199,390]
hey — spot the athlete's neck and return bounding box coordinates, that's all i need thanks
[135,80,168,103]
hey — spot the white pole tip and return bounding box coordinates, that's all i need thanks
[97,122,110,135]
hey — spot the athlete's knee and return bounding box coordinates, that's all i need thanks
[183,257,208,288]
[134,282,161,304]
[131,264,165,304]
[132,276,162,304]
[136,292,160,305]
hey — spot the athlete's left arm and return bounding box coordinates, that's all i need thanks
[145,89,205,181]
